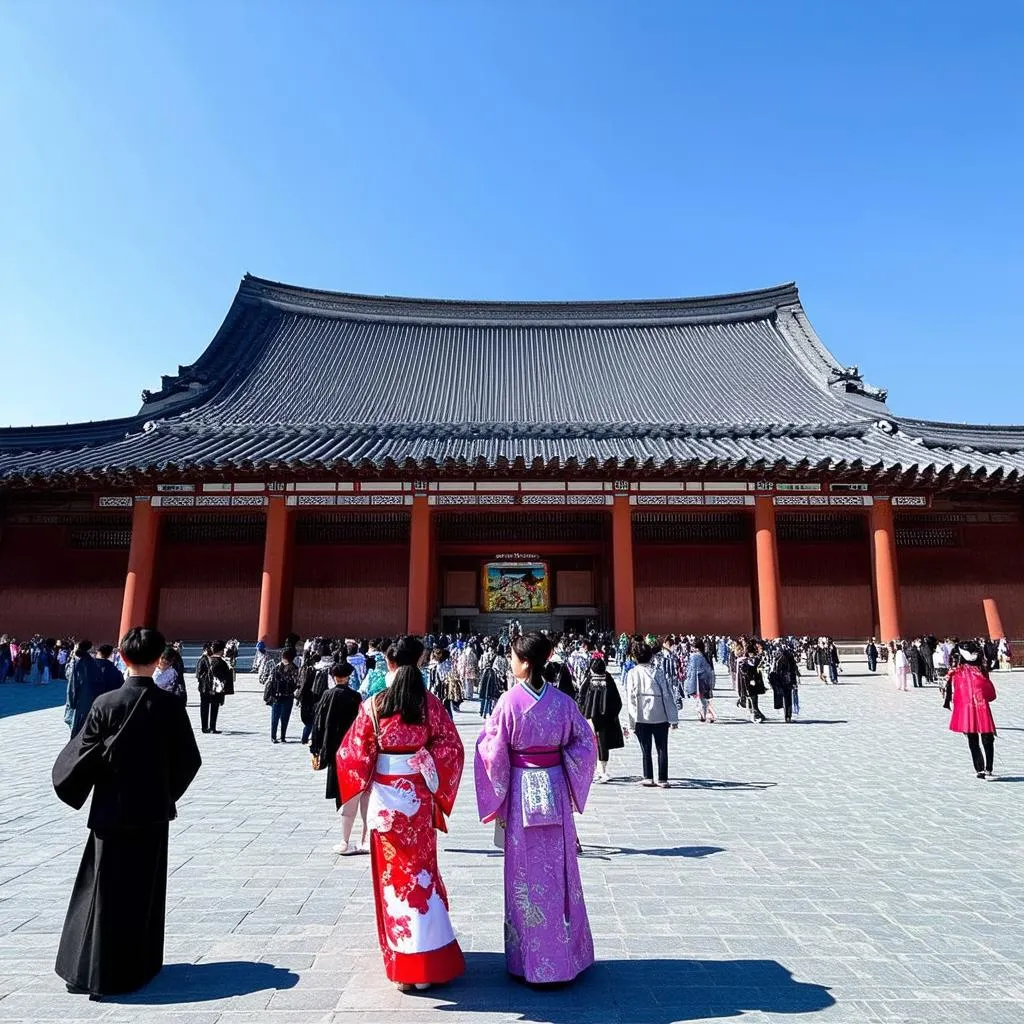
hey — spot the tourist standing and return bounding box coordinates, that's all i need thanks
[736,643,768,722]
[813,639,828,681]
[309,661,366,853]
[65,641,106,737]
[624,641,679,785]
[154,647,187,702]
[337,659,465,990]
[865,638,879,672]
[475,631,597,984]
[765,641,799,722]
[947,641,997,778]
[428,646,459,717]
[577,657,624,782]
[264,648,299,744]
[825,639,840,684]
[908,640,927,688]
[52,627,201,998]
[683,638,716,722]
[361,654,388,699]
[889,641,910,691]
[298,645,333,744]
[477,644,507,718]
[197,641,231,734]
[458,643,479,701]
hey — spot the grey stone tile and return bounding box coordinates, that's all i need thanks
[2,667,1023,1023]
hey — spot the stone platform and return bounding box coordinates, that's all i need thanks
[1,664,1022,1024]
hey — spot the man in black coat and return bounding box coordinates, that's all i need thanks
[52,626,201,999]
[865,638,878,673]
[907,640,927,688]
[66,641,120,737]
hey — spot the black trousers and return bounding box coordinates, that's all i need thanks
[780,686,793,720]
[199,695,221,732]
[911,672,923,688]
[966,733,995,774]
[635,721,669,782]
[749,692,766,720]
[867,654,877,672]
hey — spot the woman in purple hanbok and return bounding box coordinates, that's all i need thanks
[475,632,598,984]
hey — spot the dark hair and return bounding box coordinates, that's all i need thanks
[393,635,425,667]
[512,631,552,689]
[161,645,176,661]
[331,660,355,678]
[376,664,425,724]
[74,639,93,657]
[281,648,295,663]
[119,627,166,667]
[433,646,450,661]
[365,655,376,671]
[97,644,114,658]
[693,638,706,656]
[631,641,654,664]
[211,640,226,655]
[591,657,606,674]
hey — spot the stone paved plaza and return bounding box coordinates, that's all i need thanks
[1,664,1023,1024]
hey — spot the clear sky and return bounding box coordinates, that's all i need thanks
[1,1,1022,428]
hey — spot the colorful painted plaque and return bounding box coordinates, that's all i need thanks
[481,561,550,613]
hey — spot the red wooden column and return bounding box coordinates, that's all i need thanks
[754,495,782,638]
[258,496,293,646]
[407,493,434,635]
[611,493,636,636]
[119,497,161,640]
[869,497,903,643]
[983,598,1006,640]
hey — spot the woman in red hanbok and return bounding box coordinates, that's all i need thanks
[337,662,465,990]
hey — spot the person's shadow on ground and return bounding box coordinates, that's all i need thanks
[430,953,834,1022]
[102,961,299,1003]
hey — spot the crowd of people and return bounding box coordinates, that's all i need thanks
[1,619,1004,999]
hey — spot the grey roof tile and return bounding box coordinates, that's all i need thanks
[0,276,1021,483]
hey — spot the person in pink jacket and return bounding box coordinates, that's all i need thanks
[948,640,997,779]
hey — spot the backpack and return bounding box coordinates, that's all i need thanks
[196,656,212,691]
[312,667,330,700]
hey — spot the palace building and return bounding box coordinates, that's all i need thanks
[1,275,1021,645]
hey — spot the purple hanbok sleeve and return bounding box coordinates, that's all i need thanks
[474,693,512,824]
[562,700,599,814]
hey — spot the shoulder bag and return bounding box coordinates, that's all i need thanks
[102,687,148,769]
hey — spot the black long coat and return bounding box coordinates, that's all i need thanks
[578,673,625,762]
[309,685,362,808]
[52,677,201,996]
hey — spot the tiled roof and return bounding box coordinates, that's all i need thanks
[1,275,1022,486]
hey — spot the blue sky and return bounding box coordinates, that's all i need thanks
[1,1,1022,428]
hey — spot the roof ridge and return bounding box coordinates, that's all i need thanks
[238,273,802,326]
[153,419,873,442]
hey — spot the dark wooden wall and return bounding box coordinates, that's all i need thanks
[291,543,408,638]
[778,540,873,639]
[156,541,263,641]
[0,524,128,641]
[899,522,1024,638]
[634,543,754,635]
